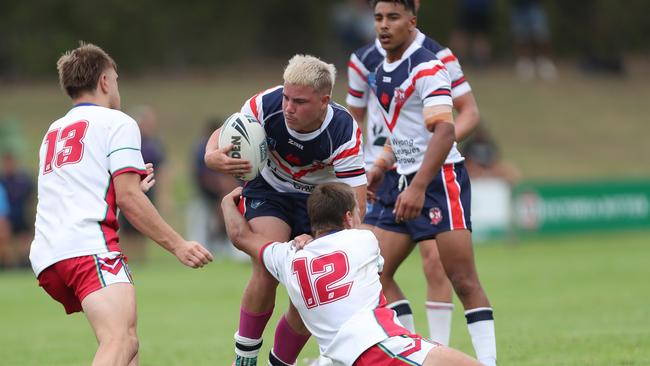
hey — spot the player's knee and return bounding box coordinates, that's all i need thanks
[448,272,481,299]
[422,257,446,283]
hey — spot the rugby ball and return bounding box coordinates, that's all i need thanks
[218,112,268,181]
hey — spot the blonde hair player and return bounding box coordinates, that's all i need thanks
[205,54,367,366]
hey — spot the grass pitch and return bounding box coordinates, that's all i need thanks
[1,230,649,365]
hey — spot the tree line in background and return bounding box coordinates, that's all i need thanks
[1,0,648,78]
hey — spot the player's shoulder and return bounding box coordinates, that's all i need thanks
[410,45,442,68]
[259,85,284,110]
[327,103,356,139]
[420,34,446,54]
[351,41,384,68]
[343,229,379,251]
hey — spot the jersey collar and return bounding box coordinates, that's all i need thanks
[382,33,423,72]
[285,104,334,141]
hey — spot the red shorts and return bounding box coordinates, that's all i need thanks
[355,334,441,366]
[37,252,133,314]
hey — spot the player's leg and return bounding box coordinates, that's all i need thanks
[422,344,483,366]
[235,216,290,366]
[436,230,495,365]
[434,163,496,365]
[374,226,417,332]
[83,283,139,366]
[419,240,454,346]
[269,192,313,365]
[269,303,310,366]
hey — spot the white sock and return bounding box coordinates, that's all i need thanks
[388,299,416,333]
[465,307,496,366]
[425,301,454,346]
[234,332,263,365]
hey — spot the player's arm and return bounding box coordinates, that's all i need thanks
[347,106,367,131]
[220,187,268,260]
[114,172,213,268]
[394,105,455,221]
[354,184,367,219]
[203,127,251,175]
[453,91,480,142]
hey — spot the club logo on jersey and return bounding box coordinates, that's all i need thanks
[285,153,302,166]
[380,92,390,108]
[394,88,406,107]
[429,207,443,225]
[250,199,265,209]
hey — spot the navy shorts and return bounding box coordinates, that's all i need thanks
[240,176,311,238]
[376,163,472,242]
[363,168,399,226]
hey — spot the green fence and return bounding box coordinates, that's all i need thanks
[512,179,650,234]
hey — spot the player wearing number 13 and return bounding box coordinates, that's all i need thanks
[29,43,213,366]
[222,182,481,366]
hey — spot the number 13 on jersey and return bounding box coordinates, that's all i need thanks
[292,251,353,308]
[43,120,89,174]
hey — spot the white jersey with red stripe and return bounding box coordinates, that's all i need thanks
[241,86,366,194]
[347,30,469,170]
[261,229,410,365]
[30,104,147,277]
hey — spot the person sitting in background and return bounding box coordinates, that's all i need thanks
[186,118,240,256]
[0,150,34,268]
[460,121,521,185]
[0,182,11,268]
[511,0,557,80]
[118,105,167,262]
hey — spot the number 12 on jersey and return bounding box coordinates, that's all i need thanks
[292,251,353,308]
[43,120,89,174]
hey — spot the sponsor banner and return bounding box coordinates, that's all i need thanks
[513,179,650,234]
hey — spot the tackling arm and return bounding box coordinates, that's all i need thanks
[220,187,269,260]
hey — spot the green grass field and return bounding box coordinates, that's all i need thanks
[1,231,649,365]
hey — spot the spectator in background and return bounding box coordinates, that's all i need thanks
[118,105,167,261]
[186,118,240,256]
[0,150,34,268]
[331,0,376,56]
[449,0,494,67]
[511,0,557,80]
[460,121,521,185]
[0,182,11,268]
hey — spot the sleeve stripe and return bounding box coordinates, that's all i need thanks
[249,92,262,120]
[440,55,458,64]
[336,168,366,178]
[112,166,147,178]
[348,87,364,98]
[348,60,368,82]
[258,241,275,266]
[426,88,452,98]
[106,147,140,158]
[332,127,363,161]
[451,76,467,88]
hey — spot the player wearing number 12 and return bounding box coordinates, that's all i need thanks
[29,43,213,365]
[222,182,481,366]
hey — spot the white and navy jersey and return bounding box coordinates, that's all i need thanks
[347,30,469,170]
[241,86,366,194]
[30,104,147,277]
[262,229,409,365]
